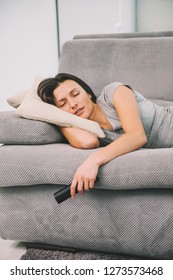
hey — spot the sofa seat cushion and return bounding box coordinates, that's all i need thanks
[0,143,173,190]
[1,183,173,259]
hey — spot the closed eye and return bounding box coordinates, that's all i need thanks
[72,90,80,96]
[57,100,66,108]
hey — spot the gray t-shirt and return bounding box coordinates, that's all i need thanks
[96,82,173,148]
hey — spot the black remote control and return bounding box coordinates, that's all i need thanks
[54,177,99,204]
[54,184,74,204]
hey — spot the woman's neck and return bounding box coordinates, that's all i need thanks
[89,104,113,130]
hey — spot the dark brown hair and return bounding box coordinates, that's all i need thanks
[37,73,97,105]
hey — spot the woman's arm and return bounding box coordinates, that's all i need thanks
[89,85,147,164]
[70,86,147,197]
[59,126,100,149]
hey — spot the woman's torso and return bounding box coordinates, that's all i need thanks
[96,82,173,148]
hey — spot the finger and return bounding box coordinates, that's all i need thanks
[70,180,77,198]
[84,179,90,191]
[77,180,84,194]
[89,179,95,189]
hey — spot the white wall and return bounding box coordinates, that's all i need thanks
[0,0,58,111]
[58,0,135,49]
[0,0,135,111]
[136,0,173,32]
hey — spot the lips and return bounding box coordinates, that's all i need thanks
[75,108,84,116]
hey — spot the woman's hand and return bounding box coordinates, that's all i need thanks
[70,157,99,197]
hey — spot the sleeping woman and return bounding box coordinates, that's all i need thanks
[37,73,173,197]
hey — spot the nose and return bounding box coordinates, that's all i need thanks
[69,99,78,109]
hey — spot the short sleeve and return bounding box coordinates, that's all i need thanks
[99,82,130,107]
[96,82,136,131]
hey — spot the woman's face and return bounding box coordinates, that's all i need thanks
[53,80,95,119]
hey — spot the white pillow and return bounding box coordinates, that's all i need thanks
[7,76,105,138]
[7,75,43,108]
[7,89,27,108]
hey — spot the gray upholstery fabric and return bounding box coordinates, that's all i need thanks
[150,99,173,107]
[0,184,173,259]
[0,111,65,145]
[1,144,173,190]
[74,30,173,39]
[59,37,173,101]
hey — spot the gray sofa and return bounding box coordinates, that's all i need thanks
[1,31,173,259]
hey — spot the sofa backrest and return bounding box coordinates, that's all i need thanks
[58,34,173,101]
[73,30,173,39]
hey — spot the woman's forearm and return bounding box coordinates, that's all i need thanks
[59,126,100,149]
[88,131,147,166]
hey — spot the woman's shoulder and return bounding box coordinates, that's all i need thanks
[102,82,124,92]
[97,82,127,106]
